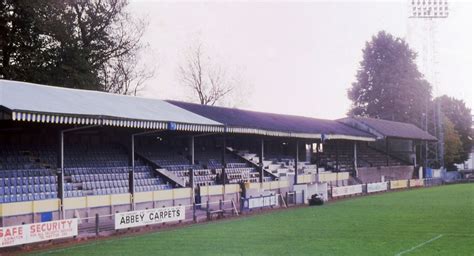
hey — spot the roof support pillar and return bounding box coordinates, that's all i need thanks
[353,141,358,177]
[189,136,195,165]
[294,140,299,185]
[424,140,428,168]
[259,138,264,183]
[58,125,99,219]
[130,134,136,210]
[58,132,64,220]
[335,141,339,171]
[413,140,417,166]
[189,168,195,204]
[221,135,227,184]
[316,142,320,174]
[130,129,166,210]
[386,138,390,167]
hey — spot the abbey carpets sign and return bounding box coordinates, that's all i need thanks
[0,219,78,248]
[115,206,185,230]
[367,182,388,193]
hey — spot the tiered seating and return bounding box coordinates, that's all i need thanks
[140,148,199,171]
[318,142,407,171]
[195,149,248,168]
[62,144,170,197]
[64,165,170,197]
[0,146,58,203]
[63,144,129,168]
[140,146,262,185]
[0,169,58,203]
[260,153,296,176]
[224,167,259,184]
[0,146,56,170]
[318,144,355,172]
[170,169,216,187]
[195,149,261,184]
[357,144,404,167]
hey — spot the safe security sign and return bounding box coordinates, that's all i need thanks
[115,206,185,229]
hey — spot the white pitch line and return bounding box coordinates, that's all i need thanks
[395,234,443,256]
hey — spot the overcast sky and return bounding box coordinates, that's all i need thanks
[129,0,472,120]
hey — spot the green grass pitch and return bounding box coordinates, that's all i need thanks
[36,184,473,256]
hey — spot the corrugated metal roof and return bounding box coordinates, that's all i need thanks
[167,100,375,141]
[338,117,437,141]
[0,80,223,131]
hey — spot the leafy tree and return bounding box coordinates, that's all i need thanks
[0,0,152,95]
[347,31,432,127]
[435,95,472,163]
[443,116,464,170]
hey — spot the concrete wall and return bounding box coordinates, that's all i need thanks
[358,165,414,183]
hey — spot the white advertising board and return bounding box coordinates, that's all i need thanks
[0,219,78,248]
[367,182,388,193]
[248,195,278,209]
[115,206,185,230]
[332,185,362,197]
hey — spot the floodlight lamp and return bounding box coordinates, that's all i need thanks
[409,0,449,18]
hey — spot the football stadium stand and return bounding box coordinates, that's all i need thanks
[0,80,438,239]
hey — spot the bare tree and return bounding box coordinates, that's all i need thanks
[179,44,235,106]
[101,47,156,96]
